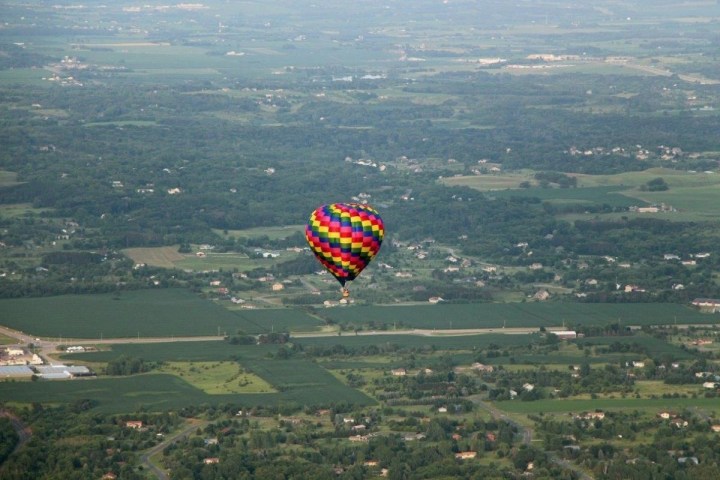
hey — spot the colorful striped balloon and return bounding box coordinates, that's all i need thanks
[305,203,384,288]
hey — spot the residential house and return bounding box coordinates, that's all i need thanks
[533,290,550,301]
[455,451,477,460]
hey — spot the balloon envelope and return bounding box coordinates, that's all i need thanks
[305,203,384,287]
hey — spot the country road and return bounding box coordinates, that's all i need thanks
[139,418,209,480]
[0,324,544,360]
[470,396,594,480]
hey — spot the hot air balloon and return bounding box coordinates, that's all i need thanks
[305,203,384,297]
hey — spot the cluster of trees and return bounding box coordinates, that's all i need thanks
[0,405,180,480]
[535,410,720,480]
[160,408,575,480]
[0,416,19,465]
[104,355,155,376]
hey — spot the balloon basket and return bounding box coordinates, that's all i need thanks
[342,288,350,298]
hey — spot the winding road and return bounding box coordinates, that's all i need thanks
[140,418,208,480]
[470,396,594,480]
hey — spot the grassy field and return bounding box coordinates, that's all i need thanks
[121,246,299,271]
[444,168,720,219]
[0,170,19,187]
[156,361,276,394]
[122,246,186,268]
[0,203,52,218]
[214,225,304,240]
[173,253,291,272]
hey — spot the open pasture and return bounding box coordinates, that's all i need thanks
[174,251,299,272]
[156,361,276,394]
[315,302,713,330]
[629,184,720,221]
[442,172,535,190]
[571,168,720,189]
[214,225,304,241]
[0,204,51,218]
[122,246,185,268]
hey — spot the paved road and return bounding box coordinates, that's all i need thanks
[469,396,594,480]
[292,327,541,338]
[140,418,209,480]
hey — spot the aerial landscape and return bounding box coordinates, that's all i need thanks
[2,0,720,478]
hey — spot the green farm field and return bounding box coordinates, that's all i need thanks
[315,302,714,330]
[1,289,715,339]
[295,333,540,350]
[45,342,374,413]
[63,341,278,363]
[576,334,697,359]
[496,396,720,415]
[0,289,320,338]
[0,374,239,413]
[0,371,371,414]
